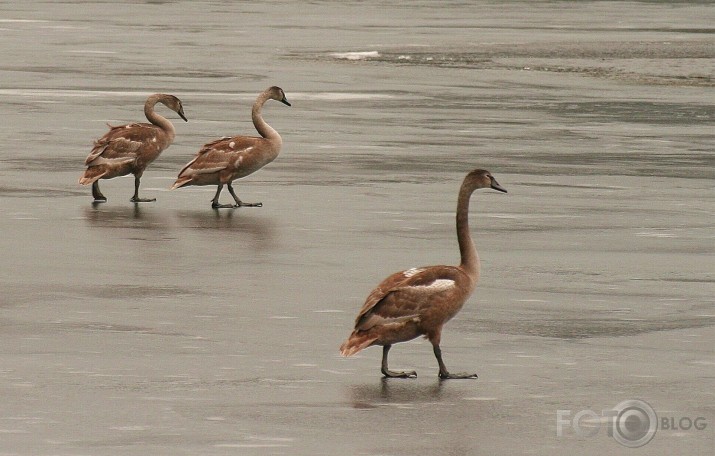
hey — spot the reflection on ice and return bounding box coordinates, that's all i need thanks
[347,379,447,407]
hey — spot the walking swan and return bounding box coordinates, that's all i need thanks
[78,93,187,203]
[340,169,507,379]
[171,86,290,208]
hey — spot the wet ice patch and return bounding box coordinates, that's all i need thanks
[322,369,352,375]
[330,51,379,60]
[64,50,116,54]
[0,19,51,23]
[293,92,395,101]
[635,230,677,238]
[214,435,295,448]
[215,443,291,448]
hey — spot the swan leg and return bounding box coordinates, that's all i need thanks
[381,345,417,378]
[130,176,156,203]
[433,344,478,380]
[211,184,234,208]
[228,183,262,208]
[91,181,107,203]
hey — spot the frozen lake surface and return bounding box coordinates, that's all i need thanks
[1,1,714,455]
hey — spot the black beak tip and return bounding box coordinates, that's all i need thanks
[282,98,291,107]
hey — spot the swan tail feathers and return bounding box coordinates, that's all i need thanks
[340,331,378,357]
[170,177,191,190]
[78,167,107,185]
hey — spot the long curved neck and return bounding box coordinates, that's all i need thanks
[252,92,281,144]
[144,95,175,141]
[456,184,479,280]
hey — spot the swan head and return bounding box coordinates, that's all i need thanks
[157,94,188,122]
[464,169,507,193]
[267,86,291,107]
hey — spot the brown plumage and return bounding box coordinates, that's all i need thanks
[171,86,290,208]
[340,169,507,379]
[78,93,187,203]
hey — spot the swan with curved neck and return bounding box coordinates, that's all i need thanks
[78,93,187,203]
[171,86,291,208]
[340,169,507,379]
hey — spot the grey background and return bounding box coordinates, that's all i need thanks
[1,1,713,455]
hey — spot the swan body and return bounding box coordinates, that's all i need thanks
[171,86,290,208]
[340,169,507,379]
[78,93,187,203]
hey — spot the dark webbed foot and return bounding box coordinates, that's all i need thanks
[212,201,236,209]
[130,196,156,203]
[234,202,263,208]
[382,368,417,379]
[130,177,154,203]
[438,371,478,380]
[91,181,106,202]
[433,345,478,380]
[227,184,261,207]
[380,345,415,379]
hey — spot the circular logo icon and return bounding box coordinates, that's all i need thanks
[612,399,658,447]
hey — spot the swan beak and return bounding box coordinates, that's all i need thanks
[490,179,507,193]
[280,96,291,107]
[178,109,188,122]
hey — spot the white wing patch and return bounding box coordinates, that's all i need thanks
[415,279,455,292]
[403,267,425,278]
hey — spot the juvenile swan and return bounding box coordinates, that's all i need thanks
[340,169,507,379]
[171,86,291,208]
[78,93,187,203]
